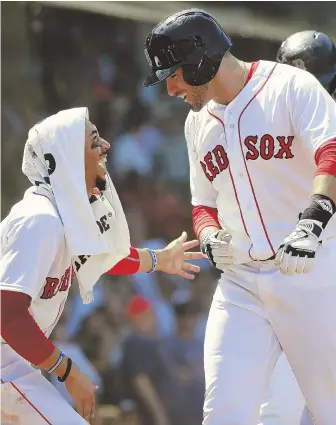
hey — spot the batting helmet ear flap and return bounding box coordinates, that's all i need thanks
[182,53,223,86]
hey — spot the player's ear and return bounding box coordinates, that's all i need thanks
[292,59,306,71]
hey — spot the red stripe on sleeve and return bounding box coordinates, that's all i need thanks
[192,205,221,239]
[1,291,56,365]
[314,139,336,176]
[107,247,140,275]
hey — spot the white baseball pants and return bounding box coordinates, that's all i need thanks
[203,240,336,425]
[259,352,308,425]
[1,356,88,425]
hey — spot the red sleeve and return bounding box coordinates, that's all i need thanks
[107,246,140,275]
[1,291,56,365]
[314,139,336,176]
[192,205,221,239]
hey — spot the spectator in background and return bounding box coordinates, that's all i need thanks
[163,297,205,425]
[75,307,119,394]
[155,115,190,182]
[65,279,105,339]
[118,399,141,425]
[121,296,182,425]
[111,104,162,177]
[130,239,177,338]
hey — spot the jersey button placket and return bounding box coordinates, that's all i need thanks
[230,128,267,258]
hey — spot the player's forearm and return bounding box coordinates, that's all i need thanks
[107,247,158,274]
[137,248,155,273]
[1,291,56,365]
[1,291,74,379]
[137,248,171,273]
[192,205,221,239]
[296,142,336,228]
[107,247,140,275]
[38,347,68,377]
[312,174,336,205]
[298,174,336,232]
[313,139,336,203]
[107,247,167,274]
[199,226,222,242]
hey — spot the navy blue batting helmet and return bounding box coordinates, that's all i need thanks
[143,9,232,87]
[276,30,336,87]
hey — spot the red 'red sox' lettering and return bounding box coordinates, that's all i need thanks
[200,145,229,182]
[245,135,294,161]
[201,136,294,181]
[40,266,75,300]
[274,136,294,159]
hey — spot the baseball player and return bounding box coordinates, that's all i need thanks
[260,30,336,425]
[277,30,336,100]
[0,108,203,425]
[143,9,336,425]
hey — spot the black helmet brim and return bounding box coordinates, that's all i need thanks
[143,64,180,87]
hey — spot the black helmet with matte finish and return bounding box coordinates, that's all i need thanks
[143,9,232,87]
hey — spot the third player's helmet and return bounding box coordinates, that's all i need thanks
[276,30,336,87]
[143,9,232,87]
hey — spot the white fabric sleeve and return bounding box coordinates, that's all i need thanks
[0,214,63,299]
[185,113,218,208]
[289,71,336,153]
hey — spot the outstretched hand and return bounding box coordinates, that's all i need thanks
[156,231,204,279]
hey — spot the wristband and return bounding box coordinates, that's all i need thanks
[300,194,336,229]
[48,352,65,373]
[57,357,73,382]
[146,249,158,273]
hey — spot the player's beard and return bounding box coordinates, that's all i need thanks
[190,84,209,112]
[96,176,107,192]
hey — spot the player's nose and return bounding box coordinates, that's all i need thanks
[166,78,178,97]
[99,138,110,151]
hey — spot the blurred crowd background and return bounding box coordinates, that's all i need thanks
[2,2,336,424]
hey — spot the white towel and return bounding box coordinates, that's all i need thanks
[22,107,131,303]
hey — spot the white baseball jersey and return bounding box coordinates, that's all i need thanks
[0,190,73,361]
[186,60,336,264]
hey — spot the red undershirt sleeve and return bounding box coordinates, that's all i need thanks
[107,246,140,275]
[1,291,56,365]
[192,205,221,239]
[314,139,336,177]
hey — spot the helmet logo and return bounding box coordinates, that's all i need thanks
[154,56,162,68]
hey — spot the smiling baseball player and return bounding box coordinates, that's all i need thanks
[0,107,202,424]
[260,30,336,425]
[143,9,336,425]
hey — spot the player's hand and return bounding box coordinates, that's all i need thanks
[65,363,99,422]
[156,231,203,280]
[200,229,235,271]
[274,219,322,275]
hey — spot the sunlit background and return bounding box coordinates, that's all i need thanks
[2,2,335,424]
